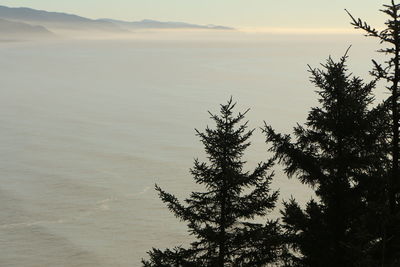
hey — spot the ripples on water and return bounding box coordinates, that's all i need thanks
[0,34,381,266]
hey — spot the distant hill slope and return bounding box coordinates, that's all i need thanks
[0,5,234,40]
[0,18,54,40]
[100,18,235,30]
[0,5,125,32]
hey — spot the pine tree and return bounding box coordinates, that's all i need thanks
[142,99,282,266]
[346,1,400,264]
[263,53,387,266]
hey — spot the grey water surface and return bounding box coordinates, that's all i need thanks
[0,34,381,266]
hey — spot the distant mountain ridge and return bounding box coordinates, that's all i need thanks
[0,5,91,22]
[0,5,235,40]
[100,18,234,30]
[0,5,125,31]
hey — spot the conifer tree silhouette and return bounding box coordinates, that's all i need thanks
[264,53,387,266]
[346,1,400,264]
[142,99,282,266]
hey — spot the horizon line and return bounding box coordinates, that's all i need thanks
[237,27,362,35]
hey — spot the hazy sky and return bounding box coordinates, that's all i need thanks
[0,0,388,30]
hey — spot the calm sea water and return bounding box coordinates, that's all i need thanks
[0,34,382,266]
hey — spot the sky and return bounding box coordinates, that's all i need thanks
[0,0,389,31]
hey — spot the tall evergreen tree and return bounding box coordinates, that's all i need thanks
[346,1,400,264]
[142,99,282,266]
[264,53,387,266]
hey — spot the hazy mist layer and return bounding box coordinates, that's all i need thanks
[0,34,383,266]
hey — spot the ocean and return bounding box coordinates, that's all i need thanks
[0,33,383,266]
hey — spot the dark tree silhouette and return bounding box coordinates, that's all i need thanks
[264,53,388,266]
[346,1,400,264]
[142,99,282,266]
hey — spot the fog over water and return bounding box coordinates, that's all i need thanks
[0,33,384,266]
